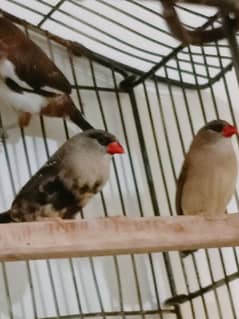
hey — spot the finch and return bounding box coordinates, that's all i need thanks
[0,16,92,132]
[0,129,124,222]
[176,119,238,257]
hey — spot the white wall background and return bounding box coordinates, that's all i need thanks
[0,1,238,319]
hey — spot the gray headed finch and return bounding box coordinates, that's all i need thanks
[0,130,124,222]
[176,120,238,257]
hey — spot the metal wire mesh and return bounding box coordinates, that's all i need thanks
[0,1,239,319]
[1,0,234,89]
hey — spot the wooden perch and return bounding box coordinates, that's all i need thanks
[0,214,238,261]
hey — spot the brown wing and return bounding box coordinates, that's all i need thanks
[176,160,198,256]
[175,160,189,216]
[0,17,71,94]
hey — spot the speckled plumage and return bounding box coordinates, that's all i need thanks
[0,130,124,222]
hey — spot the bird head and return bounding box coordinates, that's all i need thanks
[83,129,125,155]
[204,120,238,139]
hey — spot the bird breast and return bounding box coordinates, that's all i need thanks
[181,139,237,216]
[60,151,111,205]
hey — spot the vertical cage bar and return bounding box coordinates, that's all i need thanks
[200,43,237,318]
[221,11,239,84]
[88,60,145,319]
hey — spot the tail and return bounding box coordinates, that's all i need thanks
[164,294,188,306]
[41,95,94,131]
[0,211,12,223]
[69,104,94,131]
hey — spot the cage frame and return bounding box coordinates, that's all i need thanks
[0,2,239,319]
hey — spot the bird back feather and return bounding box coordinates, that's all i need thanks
[0,17,71,94]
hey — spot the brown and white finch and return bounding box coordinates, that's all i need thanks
[0,129,124,222]
[176,119,238,256]
[0,16,93,131]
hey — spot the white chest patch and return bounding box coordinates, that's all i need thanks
[0,59,48,113]
[72,152,111,187]
[61,150,111,198]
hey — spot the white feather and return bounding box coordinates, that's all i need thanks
[0,59,48,113]
[42,86,64,95]
[0,59,32,89]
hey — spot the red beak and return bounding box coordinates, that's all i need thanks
[107,142,125,155]
[223,125,238,137]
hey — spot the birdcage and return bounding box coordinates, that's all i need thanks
[0,1,239,319]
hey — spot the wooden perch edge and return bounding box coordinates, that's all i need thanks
[0,214,238,261]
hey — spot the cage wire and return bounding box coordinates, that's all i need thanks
[0,0,239,319]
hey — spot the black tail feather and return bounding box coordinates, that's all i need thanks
[70,106,94,131]
[181,249,197,257]
[0,211,12,223]
[164,294,188,306]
